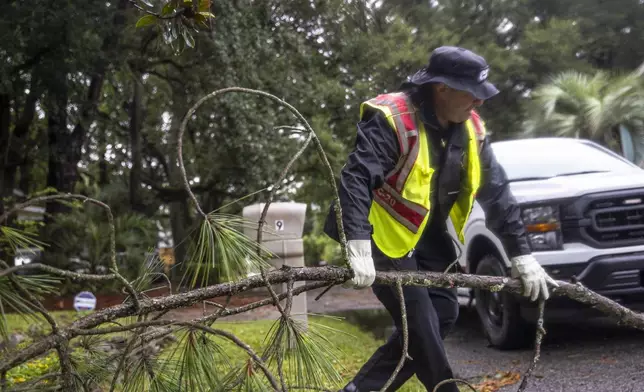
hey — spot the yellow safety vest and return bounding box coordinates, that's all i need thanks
[361,92,484,258]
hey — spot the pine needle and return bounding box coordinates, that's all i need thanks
[0,275,61,341]
[0,226,48,253]
[261,315,344,389]
[181,212,273,288]
[216,358,273,392]
[161,328,232,391]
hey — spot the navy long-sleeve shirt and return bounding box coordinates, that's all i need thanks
[324,90,531,263]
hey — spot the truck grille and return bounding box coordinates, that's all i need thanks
[586,195,644,245]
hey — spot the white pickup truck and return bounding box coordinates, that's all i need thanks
[452,137,644,349]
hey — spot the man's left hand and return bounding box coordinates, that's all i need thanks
[510,254,559,301]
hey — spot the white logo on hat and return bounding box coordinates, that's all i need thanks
[478,68,489,82]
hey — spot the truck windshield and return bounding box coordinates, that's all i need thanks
[491,139,639,182]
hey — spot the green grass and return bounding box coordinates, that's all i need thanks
[3,310,476,391]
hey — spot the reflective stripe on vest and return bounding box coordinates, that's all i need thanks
[360,92,484,258]
[361,93,427,233]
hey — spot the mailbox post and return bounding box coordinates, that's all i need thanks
[242,202,308,328]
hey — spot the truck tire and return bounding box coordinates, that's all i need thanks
[474,254,531,350]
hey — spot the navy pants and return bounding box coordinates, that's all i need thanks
[341,245,460,392]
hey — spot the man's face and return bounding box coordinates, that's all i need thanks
[434,84,484,123]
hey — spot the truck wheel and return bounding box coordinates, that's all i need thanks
[474,255,531,350]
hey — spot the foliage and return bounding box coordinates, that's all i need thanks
[134,0,216,54]
[2,1,644,391]
[522,70,644,152]
[3,310,428,391]
[181,212,273,287]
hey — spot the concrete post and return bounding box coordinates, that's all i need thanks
[242,202,308,328]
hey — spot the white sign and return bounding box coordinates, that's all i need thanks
[74,291,97,312]
[274,219,285,231]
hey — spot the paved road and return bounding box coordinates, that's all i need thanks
[447,306,644,392]
[309,286,644,392]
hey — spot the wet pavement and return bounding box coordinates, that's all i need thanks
[309,286,644,392]
[167,284,644,391]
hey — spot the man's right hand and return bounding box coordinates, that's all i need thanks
[345,240,376,289]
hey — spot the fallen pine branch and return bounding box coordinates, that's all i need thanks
[1,265,643,375]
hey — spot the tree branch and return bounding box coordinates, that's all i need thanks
[2,266,644,376]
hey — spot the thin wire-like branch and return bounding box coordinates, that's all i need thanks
[177,87,314,320]
[432,378,477,392]
[176,87,349,261]
[0,263,116,280]
[111,269,141,312]
[255,129,314,320]
[380,279,407,392]
[518,299,546,392]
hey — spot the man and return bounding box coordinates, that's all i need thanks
[323,46,559,392]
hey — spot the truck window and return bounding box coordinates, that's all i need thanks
[491,138,639,182]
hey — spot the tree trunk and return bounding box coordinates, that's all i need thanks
[45,88,73,217]
[98,128,109,186]
[129,74,144,212]
[13,87,40,196]
[167,100,193,269]
[0,94,11,263]
[0,93,12,215]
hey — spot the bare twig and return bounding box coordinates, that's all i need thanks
[432,378,477,392]
[254,130,314,319]
[176,87,349,264]
[518,299,546,391]
[380,279,408,392]
[0,263,116,280]
[56,342,74,391]
[313,283,336,301]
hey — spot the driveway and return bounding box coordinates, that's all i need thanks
[309,286,644,392]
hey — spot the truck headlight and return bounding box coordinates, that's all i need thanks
[522,205,563,251]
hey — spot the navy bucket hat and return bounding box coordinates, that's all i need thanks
[405,46,499,100]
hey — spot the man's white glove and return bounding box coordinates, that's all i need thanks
[345,240,376,289]
[510,254,559,301]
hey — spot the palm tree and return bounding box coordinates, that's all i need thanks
[522,70,644,160]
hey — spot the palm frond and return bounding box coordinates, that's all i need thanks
[261,315,344,389]
[523,69,644,146]
[181,212,273,288]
